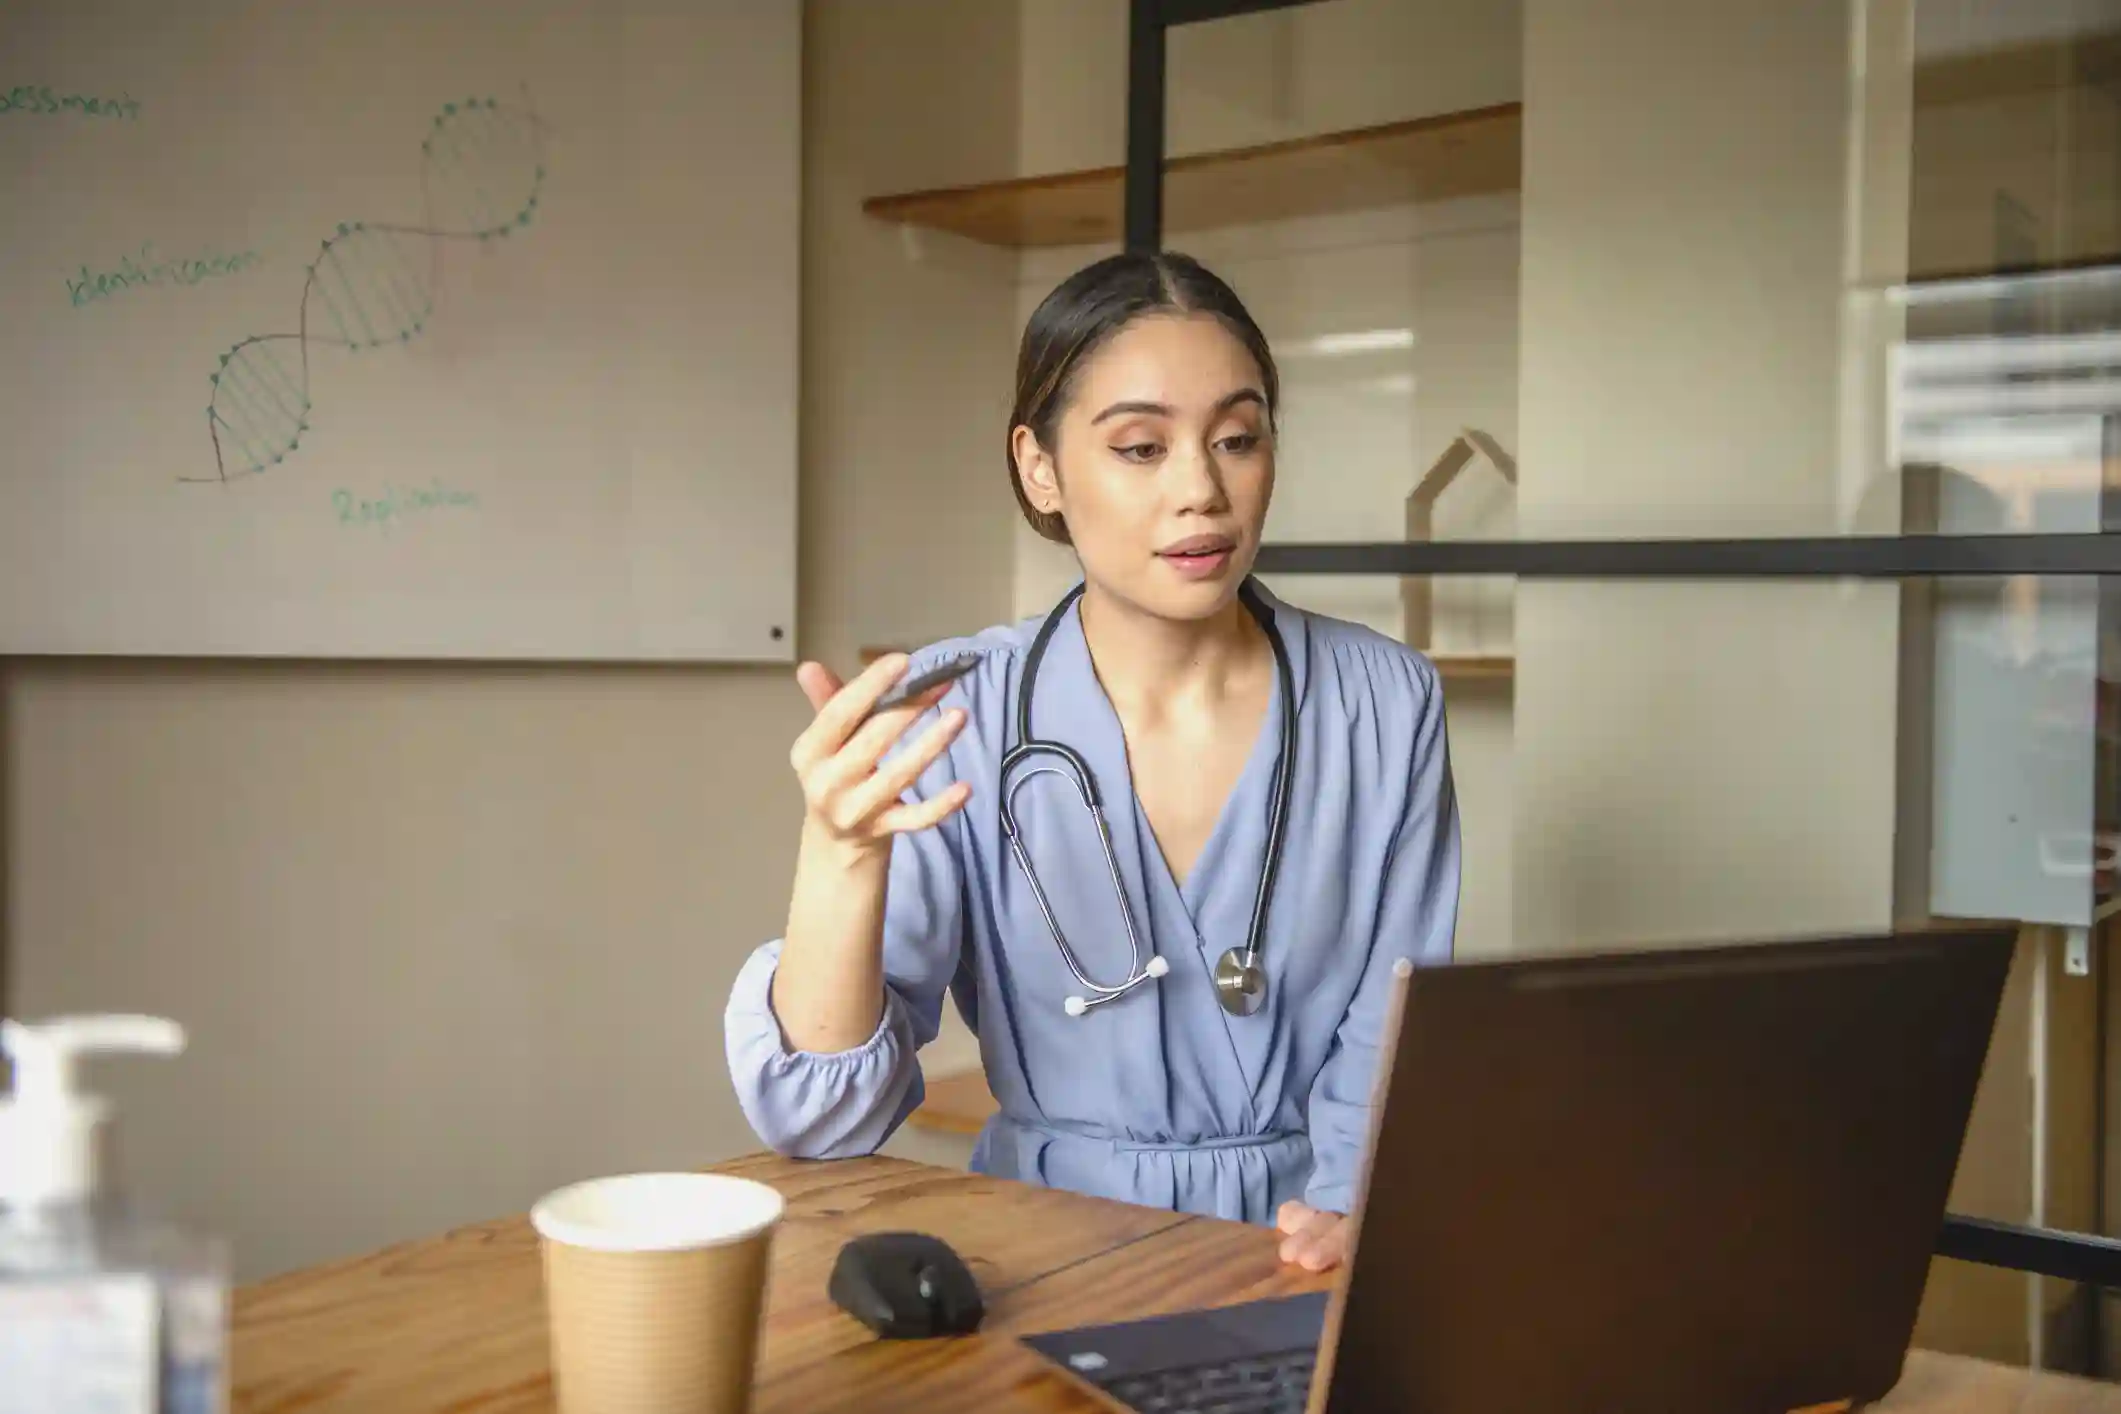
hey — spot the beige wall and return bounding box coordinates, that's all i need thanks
[1,0,1021,1281]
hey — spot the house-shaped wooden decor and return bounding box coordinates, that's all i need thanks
[1405,429,1516,680]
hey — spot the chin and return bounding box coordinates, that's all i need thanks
[1136,562,1251,622]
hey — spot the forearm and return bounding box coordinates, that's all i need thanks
[770,819,894,1053]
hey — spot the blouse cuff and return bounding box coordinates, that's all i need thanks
[1301,1173,1355,1216]
[736,938,899,1063]
[723,940,921,1158]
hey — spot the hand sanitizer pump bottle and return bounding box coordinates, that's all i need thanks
[0,1015,229,1414]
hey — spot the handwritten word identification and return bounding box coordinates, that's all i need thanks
[334,481,479,531]
[68,244,262,308]
[2,84,140,120]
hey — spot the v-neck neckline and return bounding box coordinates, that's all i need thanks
[1138,683,1280,924]
[1066,594,1286,935]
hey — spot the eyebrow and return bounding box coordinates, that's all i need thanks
[1089,388,1267,424]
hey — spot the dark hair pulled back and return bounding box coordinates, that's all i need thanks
[1008,250,1278,545]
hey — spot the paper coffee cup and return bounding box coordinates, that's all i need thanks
[532,1172,786,1414]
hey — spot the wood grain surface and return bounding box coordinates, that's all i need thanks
[232,1153,2121,1412]
[860,105,1521,250]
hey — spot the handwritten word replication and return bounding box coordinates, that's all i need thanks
[68,243,262,308]
[333,481,479,531]
[2,84,140,120]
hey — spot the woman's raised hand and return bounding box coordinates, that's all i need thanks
[788,654,971,854]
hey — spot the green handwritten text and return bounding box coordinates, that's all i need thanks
[1,84,140,120]
[68,243,262,308]
[333,480,479,531]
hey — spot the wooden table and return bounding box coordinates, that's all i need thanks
[232,1153,2121,1412]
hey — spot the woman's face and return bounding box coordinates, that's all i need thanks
[1015,312,1275,623]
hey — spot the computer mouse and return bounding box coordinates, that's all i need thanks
[827,1230,985,1339]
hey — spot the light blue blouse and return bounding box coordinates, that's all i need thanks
[723,580,1461,1224]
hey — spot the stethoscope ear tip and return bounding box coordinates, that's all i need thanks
[1144,955,1171,979]
[1063,995,1088,1017]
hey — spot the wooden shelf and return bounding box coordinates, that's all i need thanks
[908,1068,998,1136]
[863,103,1522,250]
[1431,653,1513,682]
[861,37,2106,254]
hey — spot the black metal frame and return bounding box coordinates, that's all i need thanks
[1939,1216,2121,1288]
[1255,532,2121,580]
[1124,0,1167,251]
[1124,0,1330,251]
[1126,0,2121,1295]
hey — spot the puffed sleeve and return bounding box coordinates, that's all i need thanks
[1301,654,1461,1213]
[721,688,970,1159]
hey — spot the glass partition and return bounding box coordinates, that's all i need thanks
[1144,0,2121,1378]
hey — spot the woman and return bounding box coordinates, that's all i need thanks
[725,250,1461,1273]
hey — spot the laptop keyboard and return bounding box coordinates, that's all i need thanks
[1099,1347,1317,1414]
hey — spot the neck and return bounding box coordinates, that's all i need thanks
[1076,580,1264,715]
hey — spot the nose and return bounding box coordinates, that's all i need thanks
[1167,437,1230,516]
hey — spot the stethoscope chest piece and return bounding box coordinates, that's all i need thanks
[1212,948,1268,1017]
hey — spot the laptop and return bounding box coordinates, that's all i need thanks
[1019,923,2017,1414]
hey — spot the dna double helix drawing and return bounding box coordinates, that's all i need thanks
[193,94,547,484]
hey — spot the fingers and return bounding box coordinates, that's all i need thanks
[1272,1204,1323,1246]
[838,678,955,771]
[841,708,968,822]
[1275,1207,1347,1272]
[788,651,975,847]
[875,779,974,834]
[1280,1235,1338,1271]
[789,653,906,772]
[807,687,956,813]
[794,661,843,713]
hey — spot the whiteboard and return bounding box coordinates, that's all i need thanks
[0,0,800,661]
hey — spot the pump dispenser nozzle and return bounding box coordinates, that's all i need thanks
[0,1014,184,1207]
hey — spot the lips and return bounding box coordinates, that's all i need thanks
[1158,533,1235,559]
[1156,533,1238,580]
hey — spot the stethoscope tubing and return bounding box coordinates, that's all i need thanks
[1001,760,1148,1001]
[999,578,1295,1016]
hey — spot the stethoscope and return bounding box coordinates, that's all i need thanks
[997,578,1297,1019]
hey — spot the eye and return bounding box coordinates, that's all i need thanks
[1216,432,1261,455]
[1111,441,1162,463]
